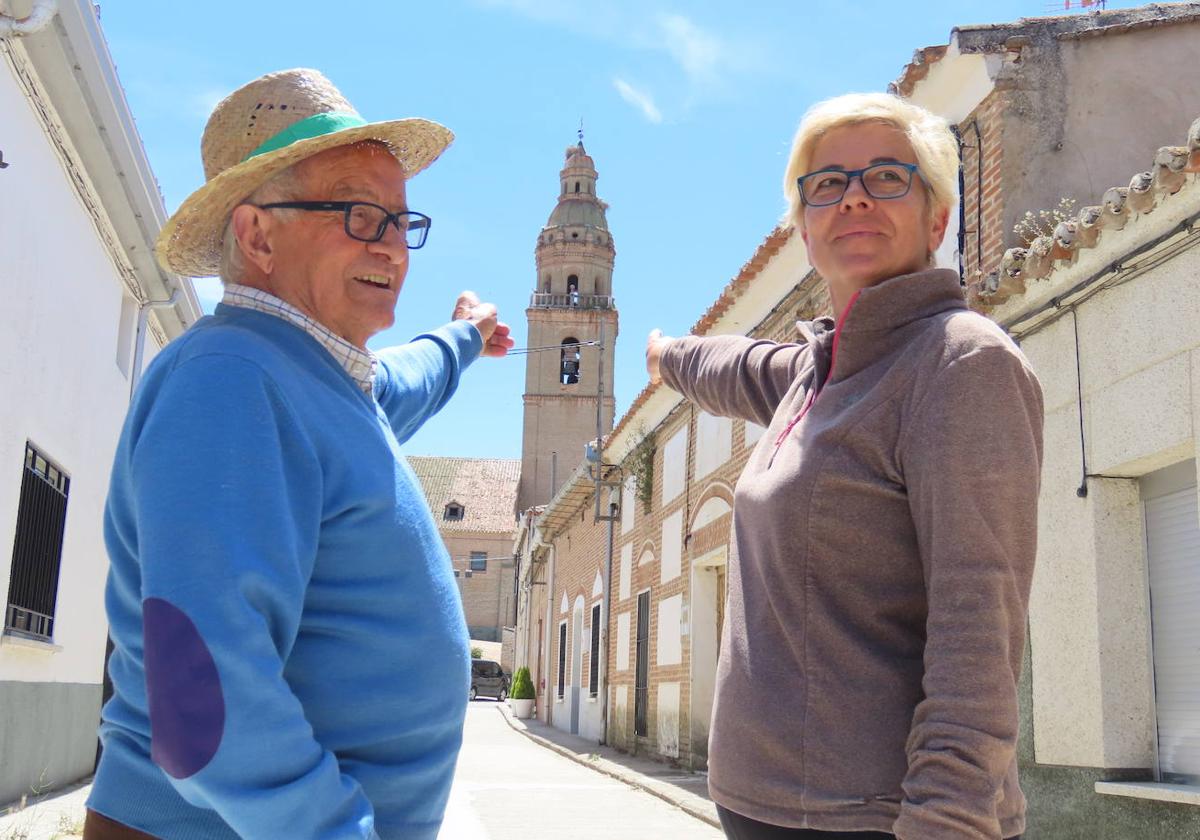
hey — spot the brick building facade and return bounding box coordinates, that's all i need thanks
[408,456,520,642]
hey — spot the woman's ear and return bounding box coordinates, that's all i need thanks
[927,206,951,256]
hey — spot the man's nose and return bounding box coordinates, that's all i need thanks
[367,222,409,263]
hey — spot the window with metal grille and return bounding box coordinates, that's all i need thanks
[635,590,650,737]
[589,602,601,697]
[5,444,70,641]
[470,551,487,572]
[557,621,567,699]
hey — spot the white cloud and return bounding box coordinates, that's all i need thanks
[613,78,662,124]
[474,1,763,98]
[653,13,725,86]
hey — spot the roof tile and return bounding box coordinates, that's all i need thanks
[406,456,520,534]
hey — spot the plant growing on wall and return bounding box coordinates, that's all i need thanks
[627,429,656,514]
[1013,197,1077,245]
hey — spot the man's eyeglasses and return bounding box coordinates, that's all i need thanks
[254,201,432,249]
[797,162,923,207]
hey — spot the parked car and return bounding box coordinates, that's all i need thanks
[470,659,510,701]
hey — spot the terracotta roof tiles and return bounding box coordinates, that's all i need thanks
[406,456,520,534]
[979,115,1200,303]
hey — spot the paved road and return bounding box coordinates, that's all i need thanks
[439,702,724,840]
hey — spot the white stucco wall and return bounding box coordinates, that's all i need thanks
[1019,238,1200,769]
[661,425,688,504]
[660,509,683,584]
[619,542,632,600]
[694,412,731,480]
[656,593,682,666]
[0,56,156,686]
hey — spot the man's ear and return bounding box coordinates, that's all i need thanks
[230,204,275,275]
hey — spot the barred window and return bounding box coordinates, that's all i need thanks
[589,603,601,697]
[557,621,567,699]
[5,443,70,641]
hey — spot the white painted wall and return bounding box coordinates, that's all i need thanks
[619,542,632,600]
[694,412,731,480]
[743,420,765,448]
[616,611,630,671]
[661,425,688,504]
[1018,236,1200,769]
[620,474,635,534]
[0,57,162,685]
[660,509,683,584]
[657,682,680,758]
[656,594,682,666]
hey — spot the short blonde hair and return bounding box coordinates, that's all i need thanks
[782,92,958,228]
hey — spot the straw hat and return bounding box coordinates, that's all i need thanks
[156,68,453,277]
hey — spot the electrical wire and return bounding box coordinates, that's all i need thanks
[504,340,601,356]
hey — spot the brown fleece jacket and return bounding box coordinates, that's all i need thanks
[659,269,1043,840]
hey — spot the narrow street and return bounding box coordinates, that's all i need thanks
[439,703,724,840]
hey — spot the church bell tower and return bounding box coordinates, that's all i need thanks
[517,139,618,513]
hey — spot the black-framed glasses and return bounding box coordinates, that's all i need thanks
[254,201,432,249]
[797,162,923,207]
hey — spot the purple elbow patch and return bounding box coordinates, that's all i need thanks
[143,597,226,779]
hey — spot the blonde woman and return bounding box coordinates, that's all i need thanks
[647,94,1041,840]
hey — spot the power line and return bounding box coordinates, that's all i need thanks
[504,339,600,356]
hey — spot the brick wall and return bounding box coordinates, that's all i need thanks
[445,530,516,641]
[958,91,1008,303]
[544,496,610,729]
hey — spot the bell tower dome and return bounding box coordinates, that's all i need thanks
[518,140,618,513]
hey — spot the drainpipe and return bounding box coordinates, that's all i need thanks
[600,488,617,745]
[130,291,180,399]
[0,0,57,36]
[542,541,556,725]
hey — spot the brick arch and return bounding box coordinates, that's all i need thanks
[637,538,656,567]
[688,481,735,533]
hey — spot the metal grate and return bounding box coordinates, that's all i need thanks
[635,591,650,737]
[557,621,567,699]
[589,603,601,697]
[5,443,70,641]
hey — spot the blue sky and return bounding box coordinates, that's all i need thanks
[100,0,1142,460]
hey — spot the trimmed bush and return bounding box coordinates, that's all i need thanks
[470,646,483,659]
[510,666,535,700]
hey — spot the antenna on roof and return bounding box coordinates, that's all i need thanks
[1048,0,1105,12]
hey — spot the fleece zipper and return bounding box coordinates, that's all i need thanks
[771,288,862,454]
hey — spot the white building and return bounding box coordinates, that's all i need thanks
[0,0,200,805]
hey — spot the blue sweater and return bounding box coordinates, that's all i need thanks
[90,305,482,839]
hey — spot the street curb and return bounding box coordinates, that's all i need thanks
[494,704,721,830]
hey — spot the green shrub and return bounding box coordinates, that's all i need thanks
[470,646,483,659]
[510,666,535,700]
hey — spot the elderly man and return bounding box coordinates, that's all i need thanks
[85,69,512,840]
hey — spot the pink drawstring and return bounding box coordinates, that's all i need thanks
[773,289,861,448]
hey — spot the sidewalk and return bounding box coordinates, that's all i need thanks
[0,779,89,840]
[495,704,720,830]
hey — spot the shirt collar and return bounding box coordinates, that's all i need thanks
[220,284,377,394]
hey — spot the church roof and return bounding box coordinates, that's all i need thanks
[546,199,609,230]
[406,456,521,534]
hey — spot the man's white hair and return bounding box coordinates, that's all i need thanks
[218,166,304,285]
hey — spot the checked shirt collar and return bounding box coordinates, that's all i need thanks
[221,284,377,395]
